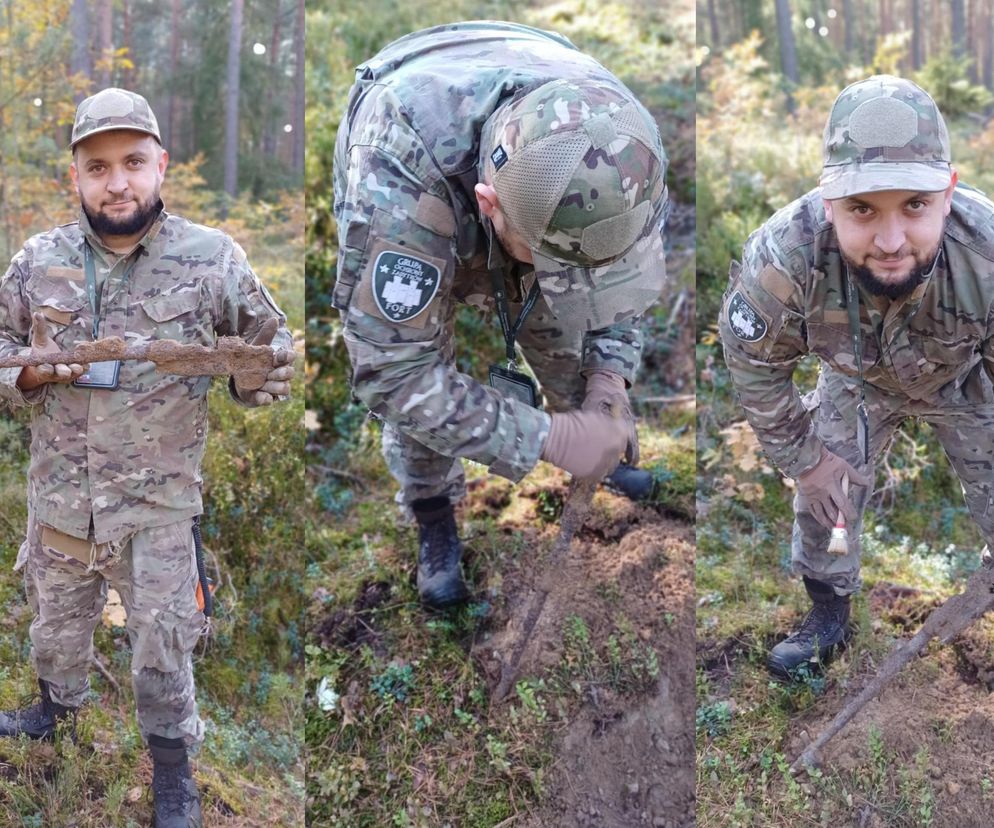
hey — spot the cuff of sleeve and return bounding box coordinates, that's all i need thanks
[228,377,257,407]
[0,366,46,407]
[580,350,638,386]
[487,406,552,482]
[779,427,824,479]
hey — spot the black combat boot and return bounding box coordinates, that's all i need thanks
[604,462,657,502]
[149,734,203,828]
[412,496,470,609]
[767,577,852,680]
[0,679,77,740]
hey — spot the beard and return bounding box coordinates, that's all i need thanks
[81,192,162,239]
[843,242,942,300]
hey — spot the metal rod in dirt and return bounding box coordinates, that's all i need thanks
[791,553,994,773]
[493,476,597,703]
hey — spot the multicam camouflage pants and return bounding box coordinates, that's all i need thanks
[792,366,994,595]
[384,294,587,508]
[18,515,206,747]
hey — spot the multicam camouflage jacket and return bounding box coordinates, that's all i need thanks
[719,185,994,479]
[333,22,655,481]
[0,207,291,544]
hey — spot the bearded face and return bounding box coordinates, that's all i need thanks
[71,130,168,243]
[824,183,955,300]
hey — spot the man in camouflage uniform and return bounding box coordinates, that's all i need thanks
[333,22,669,608]
[0,88,294,826]
[720,75,994,679]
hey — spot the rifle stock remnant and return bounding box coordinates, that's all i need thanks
[0,335,275,386]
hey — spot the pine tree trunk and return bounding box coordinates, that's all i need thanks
[911,0,923,69]
[261,2,282,160]
[223,0,244,199]
[774,0,799,113]
[70,0,91,103]
[707,0,720,48]
[292,0,304,174]
[952,0,967,60]
[122,0,133,88]
[96,0,112,87]
[844,0,854,55]
[165,0,182,152]
[983,0,994,89]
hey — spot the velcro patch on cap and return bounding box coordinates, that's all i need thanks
[491,145,508,170]
[727,290,768,342]
[371,251,441,323]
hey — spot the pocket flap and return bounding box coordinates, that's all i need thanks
[141,290,201,322]
[922,336,979,365]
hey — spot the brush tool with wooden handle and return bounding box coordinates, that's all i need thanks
[827,473,850,555]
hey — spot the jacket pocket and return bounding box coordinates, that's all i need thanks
[25,275,87,346]
[138,290,210,343]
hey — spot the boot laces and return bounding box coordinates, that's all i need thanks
[153,761,195,815]
[421,520,455,575]
[790,600,845,645]
[3,695,48,729]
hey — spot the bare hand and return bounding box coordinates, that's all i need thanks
[17,312,88,389]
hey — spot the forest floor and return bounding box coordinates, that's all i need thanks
[306,424,696,827]
[305,200,697,828]
[695,340,994,828]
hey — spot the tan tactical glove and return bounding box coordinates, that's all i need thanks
[796,447,872,530]
[17,312,88,390]
[233,318,295,405]
[541,409,629,480]
[582,369,638,465]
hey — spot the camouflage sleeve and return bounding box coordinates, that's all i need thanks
[213,240,293,407]
[337,145,551,482]
[0,252,47,407]
[580,317,642,385]
[718,233,823,479]
[984,304,994,386]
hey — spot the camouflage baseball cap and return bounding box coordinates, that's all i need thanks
[71,87,161,150]
[480,79,668,328]
[820,75,952,199]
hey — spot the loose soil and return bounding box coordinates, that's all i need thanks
[470,481,696,828]
[787,584,994,828]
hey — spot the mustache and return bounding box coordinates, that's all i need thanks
[867,250,913,261]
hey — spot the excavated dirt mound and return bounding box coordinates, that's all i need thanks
[470,484,695,828]
[787,586,994,828]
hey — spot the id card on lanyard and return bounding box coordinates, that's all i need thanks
[72,243,134,390]
[483,215,542,407]
[488,267,541,408]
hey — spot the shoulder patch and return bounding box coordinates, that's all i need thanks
[727,290,768,342]
[371,250,441,323]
